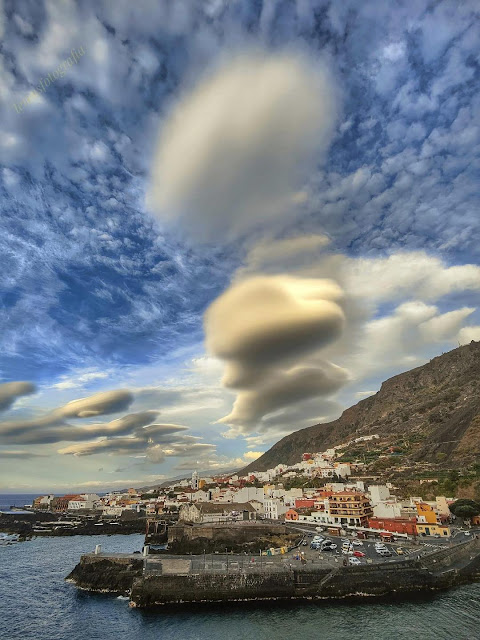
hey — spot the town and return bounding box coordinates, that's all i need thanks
[13,434,478,547]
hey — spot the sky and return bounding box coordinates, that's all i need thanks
[0,0,479,493]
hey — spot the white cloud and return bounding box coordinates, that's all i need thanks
[458,325,480,345]
[207,238,480,441]
[148,51,338,242]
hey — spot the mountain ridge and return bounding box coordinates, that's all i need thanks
[242,341,480,474]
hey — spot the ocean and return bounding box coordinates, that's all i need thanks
[0,493,39,510]
[0,528,479,640]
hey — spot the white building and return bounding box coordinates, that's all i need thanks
[235,487,265,504]
[263,498,287,520]
[369,485,390,504]
[68,493,101,510]
[191,471,199,491]
[102,506,124,517]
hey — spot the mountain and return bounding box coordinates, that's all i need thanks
[242,341,480,474]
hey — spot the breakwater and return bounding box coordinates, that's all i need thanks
[67,537,480,607]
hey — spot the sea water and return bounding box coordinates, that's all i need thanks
[0,517,479,639]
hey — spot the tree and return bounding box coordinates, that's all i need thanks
[449,499,480,520]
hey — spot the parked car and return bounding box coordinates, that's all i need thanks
[310,543,320,549]
[352,540,363,546]
[342,548,354,555]
[378,550,392,557]
[464,531,471,536]
[349,557,361,565]
[396,547,405,555]
[321,542,337,550]
[302,541,308,546]
[307,533,313,537]
[353,550,365,557]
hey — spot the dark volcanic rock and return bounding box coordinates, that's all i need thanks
[66,557,143,594]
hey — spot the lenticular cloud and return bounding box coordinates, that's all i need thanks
[148,51,337,242]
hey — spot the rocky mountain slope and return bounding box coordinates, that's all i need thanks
[242,341,480,473]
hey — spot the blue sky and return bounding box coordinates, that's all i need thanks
[1,0,479,492]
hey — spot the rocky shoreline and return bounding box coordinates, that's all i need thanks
[0,511,146,537]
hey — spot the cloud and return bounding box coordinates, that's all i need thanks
[458,326,480,344]
[219,363,348,429]
[0,390,135,442]
[204,273,347,437]
[205,275,345,388]
[0,381,35,412]
[342,253,480,303]
[51,370,109,390]
[55,389,133,419]
[243,451,263,461]
[148,51,337,242]
[0,450,46,459]
[208,235,480,440]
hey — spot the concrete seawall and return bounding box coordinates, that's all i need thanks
[67,538,480,606]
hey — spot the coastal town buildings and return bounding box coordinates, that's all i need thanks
[29,437,465,539]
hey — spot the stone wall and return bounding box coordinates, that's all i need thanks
[167,523,298,554]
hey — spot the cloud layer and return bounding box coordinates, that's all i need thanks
[0,381,35,412]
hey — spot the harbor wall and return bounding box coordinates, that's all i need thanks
[67,538,480,606]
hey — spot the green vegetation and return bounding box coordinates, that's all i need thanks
[276,475,334,490]
[449,499,480,520]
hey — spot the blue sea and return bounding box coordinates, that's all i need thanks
[0,496,479,639]
[0,493,39,510]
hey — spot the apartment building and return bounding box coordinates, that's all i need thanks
[327,491,373,527]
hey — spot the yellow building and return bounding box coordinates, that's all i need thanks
[416,502,451,537]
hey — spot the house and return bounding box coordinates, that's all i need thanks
[51,495,80,512]
[368,516,417,536]
[285,508,299,521]
[415,502,451,537]
[178,502,257,523]
[264,498,287,520]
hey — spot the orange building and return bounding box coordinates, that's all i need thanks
[416,502,451,537]
[285,509,299,521]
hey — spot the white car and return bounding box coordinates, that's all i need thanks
[349,557,361,565]
[321,542,337,550]
[342,548,354,555]
[352,540,363,546]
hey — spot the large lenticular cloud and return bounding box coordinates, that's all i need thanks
[204,274,347,436]
[148,51,337,242]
